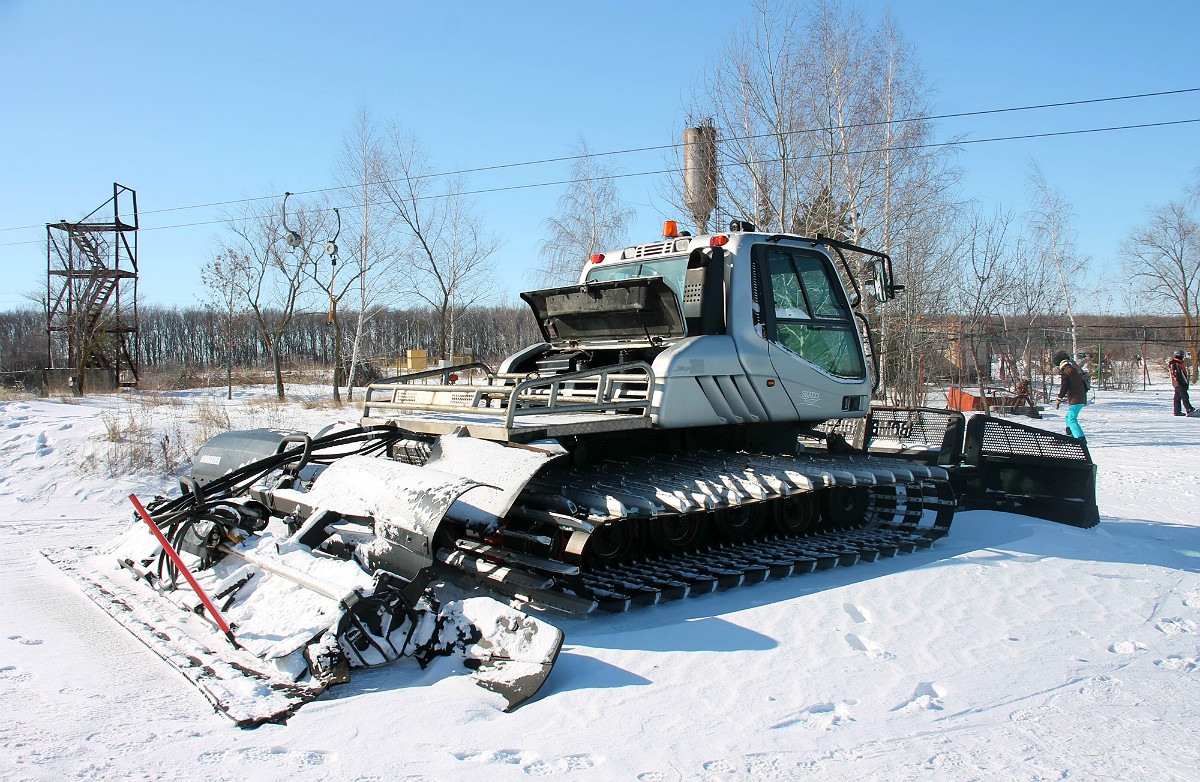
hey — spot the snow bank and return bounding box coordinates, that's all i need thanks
[2,387,1199,781]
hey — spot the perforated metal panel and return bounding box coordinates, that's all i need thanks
[978,418,1088,461]
[868,408,958,449]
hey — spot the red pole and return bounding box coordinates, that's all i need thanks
[128,493,239,647]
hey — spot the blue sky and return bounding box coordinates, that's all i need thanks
[1,0,1197,311]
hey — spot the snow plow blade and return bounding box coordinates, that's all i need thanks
[841,407,1099,529]
[44,541,563,725]
[455,597,565,711]
[44,425,567,726]
[43,545,323,728]
[953,414,1099,528]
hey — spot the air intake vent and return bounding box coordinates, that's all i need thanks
[633,240,675,259]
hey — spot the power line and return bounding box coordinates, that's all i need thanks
[1,115,1195,249]
[0,86,1195,236]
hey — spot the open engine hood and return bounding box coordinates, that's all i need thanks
[520,277,685,344]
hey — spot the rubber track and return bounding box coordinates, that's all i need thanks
[452,450,955,613]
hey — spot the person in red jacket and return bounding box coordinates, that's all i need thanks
[1053,351,1088,440]
[1169,350,1195,416]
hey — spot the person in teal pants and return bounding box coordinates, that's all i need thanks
[1052,351,1088,442]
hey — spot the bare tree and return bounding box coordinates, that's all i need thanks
[880,206,960,406]
[1121,198,1199,380]
[680,0,960,401]
[1000,234,1047,383]
[333,106,406,400]
[951,207,1016,411]
[1027,163,1089,359]
[680,0,808,233]
[376,130,500,360]
[537,138,634,286]
[220,197,322,400]
[199,249,250,399]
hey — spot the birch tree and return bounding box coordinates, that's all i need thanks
[680,0,960,401]
[333,107,406,400]
[1027,163,1089,360]
[537,138,634,286]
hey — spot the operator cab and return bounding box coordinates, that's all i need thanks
[509,220,897,424]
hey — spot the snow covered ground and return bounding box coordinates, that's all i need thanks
[2,385,1199,781]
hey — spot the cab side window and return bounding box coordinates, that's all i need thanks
[759,247,865,380]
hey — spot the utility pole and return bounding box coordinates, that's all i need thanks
[1142,327,1148,391]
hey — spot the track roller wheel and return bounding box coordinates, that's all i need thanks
[774,494,818,536]
[583,519,641,567]
[821,486,869,528]
[713,505,767,542]
[648,513,708,553]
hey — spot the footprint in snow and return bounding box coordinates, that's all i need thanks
[702,759,738,774]
[746,753,787,777]
[770,700,856,730]
[892,681,946,712]
[295,751,330,766]
[1156,617,1197,635]
[843,603,869,624]
[524,754,596,775]
[1108,640,1147,654]
[454,749,528,765]
[1010,704,1063,723]
[1078,674,1123,703]
[1154,655,1197,672]
[7,635,43,645]
[845,633,892,659]
[0,665,32,683]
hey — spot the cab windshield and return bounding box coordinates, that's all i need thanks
[584,256,688,301]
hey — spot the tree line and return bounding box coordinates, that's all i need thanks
[1,303,540,377]
[10,0,1199,402]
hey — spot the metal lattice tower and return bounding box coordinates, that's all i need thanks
[45,183,139,389]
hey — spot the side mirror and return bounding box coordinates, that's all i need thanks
[872,260,889,303]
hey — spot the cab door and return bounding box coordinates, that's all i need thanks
[753,244,869,417]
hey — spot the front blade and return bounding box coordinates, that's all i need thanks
[42,546,323,728]
[451,597,564,711]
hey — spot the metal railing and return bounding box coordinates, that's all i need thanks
[363,361,655,428]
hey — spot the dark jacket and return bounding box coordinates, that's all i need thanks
[1169,357,1190,390]
[1058,361,1088,405]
